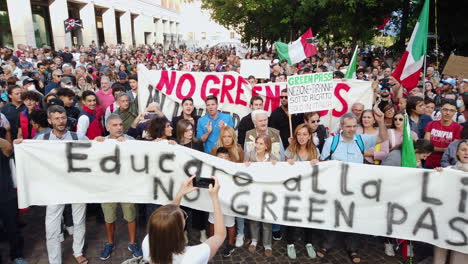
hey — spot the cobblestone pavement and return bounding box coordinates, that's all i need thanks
[1,206,432,264]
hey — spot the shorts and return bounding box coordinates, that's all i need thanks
[101,203,136,223]
[208,212,235,227]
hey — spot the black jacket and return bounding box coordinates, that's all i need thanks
[237,113,255,146]
[315,124,327,152]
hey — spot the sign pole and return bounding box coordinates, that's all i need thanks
[288,114,293,139]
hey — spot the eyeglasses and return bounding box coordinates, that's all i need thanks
[393,118,404,122]
[280,96,288,99]
[309,120,320,123]
[441,108,457,113]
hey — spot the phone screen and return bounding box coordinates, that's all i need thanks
[192,177,215,189]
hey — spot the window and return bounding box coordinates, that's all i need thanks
[230,32,235,39]
[201,32,206,40]
[188,32,194,40]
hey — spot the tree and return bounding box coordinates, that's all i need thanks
[202,0,403,49]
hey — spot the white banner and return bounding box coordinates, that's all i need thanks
[137,66,374,131]
[15,140,468,254]
[240,60,271,79]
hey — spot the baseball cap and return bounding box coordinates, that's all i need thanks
[22,77,35,86]
[47,98,64,107]
[441,78,456,86]
[118,72,128,80]
[60,76,72,84]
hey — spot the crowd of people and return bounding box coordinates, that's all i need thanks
[0,41,467,264]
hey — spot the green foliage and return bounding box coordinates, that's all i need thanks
[202,0,403,47]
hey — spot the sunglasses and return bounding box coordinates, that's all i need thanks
[393,118,404,122]
[280,96,288,99]
[55,75,62,77]
[309,120,320,124]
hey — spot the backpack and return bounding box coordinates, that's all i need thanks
[325,134,365,161]
[43,131,78,140]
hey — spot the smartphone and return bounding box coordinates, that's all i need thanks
[193,177,215,189]
[144,113,158,119]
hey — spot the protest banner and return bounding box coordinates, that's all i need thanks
[137,66,373,131]
[443,55,468,78]
[240,60,271,79]
[287,72,334,114]
[15,140,468,254]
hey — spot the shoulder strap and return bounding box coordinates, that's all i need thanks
[326,134,340,160]
[456,112,461,123]
[44,132,51,140]
[70,132,78,140]
[110,103,114,113]
[355,134,365,154]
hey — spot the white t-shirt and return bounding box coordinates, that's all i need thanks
[142,235,211,264]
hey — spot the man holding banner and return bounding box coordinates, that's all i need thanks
[318,110,388,263]
[15,106,89,264]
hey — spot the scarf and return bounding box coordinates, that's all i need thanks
[117,108,137,133]
[453,161,468,172]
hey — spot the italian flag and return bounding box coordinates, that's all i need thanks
[401,113,417,168]
[392,0,429,90]
[275,28,317,65]
[344,45,358,79]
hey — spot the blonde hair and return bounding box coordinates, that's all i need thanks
[216,126,241,161]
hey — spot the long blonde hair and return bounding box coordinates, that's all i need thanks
[216,126,241,161]
[286,124,318,160]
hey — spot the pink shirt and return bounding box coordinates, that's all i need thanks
[95,89,115,111]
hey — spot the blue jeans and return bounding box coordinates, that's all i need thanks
[236,217,244,235]
[272,224,281,232]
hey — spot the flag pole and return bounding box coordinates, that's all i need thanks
[423,54,427,94]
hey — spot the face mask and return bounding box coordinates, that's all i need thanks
[457,100,463,108]
[27,85,36,91]
[65,85,73,89]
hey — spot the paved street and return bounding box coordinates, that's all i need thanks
[1,206,431,264]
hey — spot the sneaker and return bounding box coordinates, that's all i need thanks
[264,248,273,257]
[384,243,395,256]
[248,241,257,253]
[272,230,282,240]
[66,226,74,236]
[100,243,114,260]
[13,258,29,264]
[235,233,244,247]
[200,231,208,243]
[128,243,143,258]
[305,243,317,259]
[287,244,297,259]
[222,244,235,257]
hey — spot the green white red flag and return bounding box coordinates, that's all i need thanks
[392,0,429,90]
[275,28,317,65]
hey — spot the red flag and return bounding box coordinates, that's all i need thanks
[377,17,390,31]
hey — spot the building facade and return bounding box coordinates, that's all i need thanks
[180,0,240,48]
[1,0,181,49]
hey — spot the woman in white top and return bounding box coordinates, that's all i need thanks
[142,176,226,264]
[284,124,320,260]
[244,134,278,257]
[433,140,468,264]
